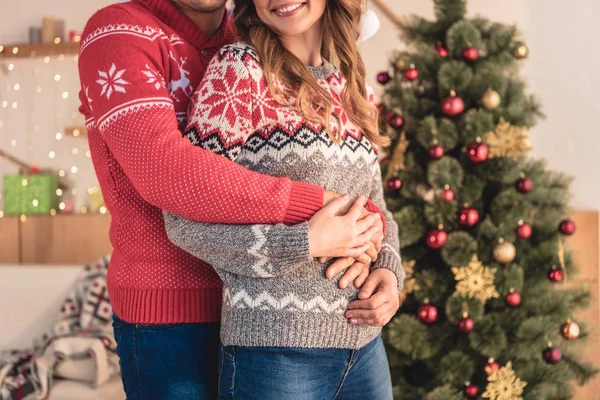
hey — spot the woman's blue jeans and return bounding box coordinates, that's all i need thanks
[218,335,393,400]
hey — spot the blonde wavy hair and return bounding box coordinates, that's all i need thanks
[233,0,390,146]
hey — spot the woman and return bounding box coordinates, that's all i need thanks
[164,0,404,398]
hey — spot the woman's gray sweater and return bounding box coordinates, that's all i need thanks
[163,43,404,349]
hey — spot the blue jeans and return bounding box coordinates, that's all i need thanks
[112,315,220,399]
[218,335,393,400]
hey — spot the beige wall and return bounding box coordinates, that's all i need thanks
[0,266,81,348]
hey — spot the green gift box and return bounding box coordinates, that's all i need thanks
[3,174,59,215]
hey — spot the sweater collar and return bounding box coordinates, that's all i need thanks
[134,0,235,51]
[308,60,334,80]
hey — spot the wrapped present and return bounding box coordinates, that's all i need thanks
[3,174,59,215]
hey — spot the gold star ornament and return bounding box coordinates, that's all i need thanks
[452,256,499,304]
[386,131,410,179]
[399,260,419,304]
[482,361,527,400]
[484,118,532,160]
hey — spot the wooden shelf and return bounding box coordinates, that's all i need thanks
[0,42,79,59]
[64,125,87,138]
[0,213,112,265]
[0,216,20,263]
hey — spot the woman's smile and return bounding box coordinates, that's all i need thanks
[271,2,307,17]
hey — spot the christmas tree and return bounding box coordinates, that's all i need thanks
[378,1,598,399]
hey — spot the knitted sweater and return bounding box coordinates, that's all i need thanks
[77,0,327,324]
[164,43,404,349]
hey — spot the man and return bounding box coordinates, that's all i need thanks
[78,0,400,398]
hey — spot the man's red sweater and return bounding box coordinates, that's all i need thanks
[77,0,325,324]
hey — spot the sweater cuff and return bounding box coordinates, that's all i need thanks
[283,181,324,225]
[372,245,405,291]
[364,199,387,235]
[272,222,313,273]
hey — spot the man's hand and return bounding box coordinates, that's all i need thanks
[325,240,377,289]
[345,269,400,326]
[326,257,368,289]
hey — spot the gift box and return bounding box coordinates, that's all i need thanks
[3,174,59,215]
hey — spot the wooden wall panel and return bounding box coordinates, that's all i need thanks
[19,214,112,265]
[569,211,600,400]
[0,216,20,263]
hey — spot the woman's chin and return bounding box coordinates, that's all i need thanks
[272,24,313,39]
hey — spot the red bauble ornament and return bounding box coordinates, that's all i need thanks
[458,207,480,228]
[435,43,449,58]
[404,66,419,82]
[377,71,391,85]
[516,221,532,239]
[442,92,465,117]
[548,267,564,283]
[29,165,40,175]
[559,219,576,236]
[458,316,475,333]
[417,303,438,324]
[484,358,500,375]
[505,290,521,308]
[543,346,562,364]
[442,187,455,202]
[462,46,480,62]
[426,228,447,249]
[388,114,404,130]
[466,142,489,163]
[517,177,533,193]
[464,383,479,398]
[429,144,444,159]
[387,177,402,191]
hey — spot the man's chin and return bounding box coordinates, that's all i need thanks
[172,0,228,13]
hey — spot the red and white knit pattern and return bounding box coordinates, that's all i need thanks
[185,45,379,163]
[77,0,326,324]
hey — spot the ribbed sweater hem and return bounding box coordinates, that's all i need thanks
[110,286,222,324]
[220,308,381,349]
[283,181,324,225]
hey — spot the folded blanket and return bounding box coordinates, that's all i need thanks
[0,256,119,400]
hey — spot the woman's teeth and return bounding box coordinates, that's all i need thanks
[274,3,303,13]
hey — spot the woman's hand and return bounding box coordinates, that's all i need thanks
[322,207,384,288]
[325,240,377,289]
[345,269,400,326]
[308,195,381,259]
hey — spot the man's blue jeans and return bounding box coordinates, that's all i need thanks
[112,315,220,399]
[218,335,393,400]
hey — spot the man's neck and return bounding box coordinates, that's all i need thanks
[172,3,226,38]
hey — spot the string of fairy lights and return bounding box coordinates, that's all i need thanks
[0,42,105,219]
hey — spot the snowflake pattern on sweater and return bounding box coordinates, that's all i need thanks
[164,43,405,349]
[77,0,327,325]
